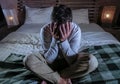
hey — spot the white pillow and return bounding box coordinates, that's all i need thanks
[25,6,53,24]
[72,9,89,24]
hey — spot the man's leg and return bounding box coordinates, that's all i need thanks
[23,52,61,84]
[60,54,98,79]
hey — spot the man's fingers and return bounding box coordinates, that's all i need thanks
[62,24,66,35]
[69,22,72,33]
[67,22,72,36]
[66,22,70,34]
[49,24,52,32]
[49,22,57,35]
[59,26,64,38]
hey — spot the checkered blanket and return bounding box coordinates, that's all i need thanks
[73,44,120,84]
[0,44,120,84]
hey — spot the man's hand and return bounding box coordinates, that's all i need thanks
[59,22,72,42]
[48,22,72,41]
[49,22,60,40]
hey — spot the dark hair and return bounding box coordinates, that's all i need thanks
[51,4,72,25]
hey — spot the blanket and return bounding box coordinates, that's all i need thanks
[0,44,120,84]
[73,44,120,84]
[0,53,41,84]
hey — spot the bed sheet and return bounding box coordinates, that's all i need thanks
[0,44,120,84]
[16,23,104,33]
[15,23,120,47]
[0,23,120,84]
[0,32,40,61]
[16,23,45,33]
[78,23,105,32]
[73,44,120,84]
[0,23,120,61]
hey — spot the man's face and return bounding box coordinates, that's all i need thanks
[54,21,71,37]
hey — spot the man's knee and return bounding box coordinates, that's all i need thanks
[88,54,98,72]
[23,53,47,70]
[23,54,34,69]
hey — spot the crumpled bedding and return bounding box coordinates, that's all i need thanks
[1,32,40,45]
[0,31,120,61]
[80,32,120,50]
[0,32,41,61]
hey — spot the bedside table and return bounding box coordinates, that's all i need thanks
[103,27,120,41]
[0,25,19,41]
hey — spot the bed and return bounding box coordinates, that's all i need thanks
[0,0,120,84]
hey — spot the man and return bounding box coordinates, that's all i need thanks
[23,5,98,84]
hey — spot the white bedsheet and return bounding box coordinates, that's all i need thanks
[16,23,104,33]
[80,32,120,51]
[0,23,120,61]
[78,23,105,32]
[0,43,39,61]
[0,32,41,61]
[1,32,40,45]
[16,23,44,33]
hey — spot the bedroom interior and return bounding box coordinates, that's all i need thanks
[0,0,120,84]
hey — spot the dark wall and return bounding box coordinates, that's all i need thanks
[0,0,120,25]
[97,0,120,26]
[0,5,6,27]
[0,5,4,20]
[0,0,17,9]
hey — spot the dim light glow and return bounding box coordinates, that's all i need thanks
[105,14,110,18]
[101,6,116,23]
[8,16,13,21]
[2,9,19,27]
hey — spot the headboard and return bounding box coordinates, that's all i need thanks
[17,0,99,25]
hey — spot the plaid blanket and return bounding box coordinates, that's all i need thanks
[73,44,120,84]
[0,53,41,84]
[0,44,120,84]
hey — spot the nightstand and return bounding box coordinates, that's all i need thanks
[0,25,18,41]
[103,27,120,41]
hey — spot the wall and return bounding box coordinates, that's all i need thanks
[0,0,17,9]
[97,0,120,26]
[0,0,120,25]
[0,0,18,25]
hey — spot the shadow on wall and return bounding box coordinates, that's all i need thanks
[0,5,6,27]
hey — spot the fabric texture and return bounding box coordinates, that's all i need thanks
[23,52,96,84]
[25,6,53,24]
[0,44,120,84]
[73,44,120,84]
[72,9,89,24]
[0,53,41,84]
[39,22,81,63]
[25,7,89,24]
[23,52,61,84]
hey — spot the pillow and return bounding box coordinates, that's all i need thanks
[72,9,89,24]
[25,6,53,24]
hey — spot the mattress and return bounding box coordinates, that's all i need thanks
[0,23,119,61]
[16,23,45,33]
[16,23,104,33]
[0,23,120,84]
[78,23,105,32]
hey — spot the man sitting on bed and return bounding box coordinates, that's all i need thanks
[23,5,98,84]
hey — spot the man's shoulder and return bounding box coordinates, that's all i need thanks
[71,22,80,30]
[41,22,51,31]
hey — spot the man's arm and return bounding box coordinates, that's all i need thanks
[59,23,81,58]
[40,25,58,64]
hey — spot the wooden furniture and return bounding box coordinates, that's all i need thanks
[17,0,100,24]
